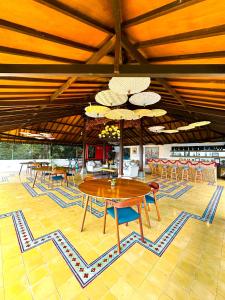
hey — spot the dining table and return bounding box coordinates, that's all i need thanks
[78,178,151,231]
[19,161,49,176]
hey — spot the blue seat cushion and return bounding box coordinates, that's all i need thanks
[52,175,64,181]
[107,207,140,225]
[145,194,155,204]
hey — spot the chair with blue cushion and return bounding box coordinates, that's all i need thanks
[145,182,161,221]
[103,197,144,253]
[50,169,67,188]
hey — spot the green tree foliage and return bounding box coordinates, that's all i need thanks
[0,142,83,160]
[0,143,13,160]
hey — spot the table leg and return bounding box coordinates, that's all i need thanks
[19,165,23,176]
[143,196,151,228]
[81,195,90,232]
[32,171,38,188]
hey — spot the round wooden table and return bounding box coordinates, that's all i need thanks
[78,178,151,231]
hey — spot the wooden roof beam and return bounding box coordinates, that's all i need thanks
[0,63,225,77]
[0,46,83,64]
[0,19,97,53]
[160,103,225,119]
[136,24,225,48]
[121,34,188,108]
[34,0,113,34]
[123,0,204,28]
[148,50,225,63]
[112,0,122,73]
[49,35,115,101]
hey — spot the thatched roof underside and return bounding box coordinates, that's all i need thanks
[0,0,224,145]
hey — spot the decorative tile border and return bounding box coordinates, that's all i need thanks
[22,182,104,217]
[1,185,223,287]
[0,176,9,183]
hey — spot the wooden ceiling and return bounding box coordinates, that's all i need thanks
[0,0,224,145]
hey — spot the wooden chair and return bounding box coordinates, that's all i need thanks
[152,163,158,175]
[31,163,42,178]
[195,166,203,182]
[161,165,168,179]
[181,166,191,181]
[170,165,178,181]
[50,169,67,189]
[145,182,161,221]
[103,197,144,253]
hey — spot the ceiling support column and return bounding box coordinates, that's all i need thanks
[139,119,144,178]
[103,142,106,164]
[119,120,124,176]
[80,120,87,175]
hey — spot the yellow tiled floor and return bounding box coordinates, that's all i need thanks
[0,172,225,299]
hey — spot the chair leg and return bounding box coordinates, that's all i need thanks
[82,194,85,208]
[81,195,90,232]
[137,205,144,243]
[142,197,151,228]
[114,208,121,254]
[90,198,93,214]
[148,204,151,212]
[103,200,107,234]
[155,201,161,221]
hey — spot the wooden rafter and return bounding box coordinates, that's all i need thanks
[148,50,225,63]
[0,63,224,77]
[121,34,188,108]
[122,0,205,28]
[112,0,122,73]
[49,35,115,101]
[0,19,97,53]
[135,24,225,48]
[0,45,83,64]
[34,0,113,34]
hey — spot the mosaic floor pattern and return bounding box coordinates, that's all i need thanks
[0,174,225,299]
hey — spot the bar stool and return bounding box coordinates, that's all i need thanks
[181,165,191,181]
[161,165,168,179]
[195,166,203,182]
[170,165,178,181]
[152,163,158,175]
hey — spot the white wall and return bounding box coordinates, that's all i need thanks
[0,159,70,172]
[125,141,225,165]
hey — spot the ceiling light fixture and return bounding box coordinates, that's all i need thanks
[85,104,110,118]
[95,89,128,107]
[148,126,165,132]
[105,109,140,120]
[129,92,161,106]
[109,77,151,95]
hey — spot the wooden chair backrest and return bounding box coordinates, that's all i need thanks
[148,182,159,194]
[52,168,66,175]
[106,197,142,208]
[32,163,42,168]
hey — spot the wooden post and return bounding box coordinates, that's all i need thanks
[81,120,87,175]
[119,120,124,176]
[103,143,106,164]
[139,118,144,178]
